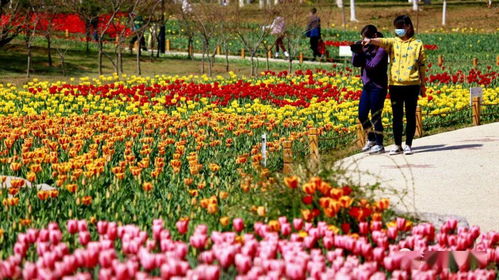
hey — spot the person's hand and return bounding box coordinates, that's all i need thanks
[420,84,426,97]
[362,38,371,46]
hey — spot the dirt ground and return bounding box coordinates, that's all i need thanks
[240,3,499,33]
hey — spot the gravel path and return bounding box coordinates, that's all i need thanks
[338,122,499,232]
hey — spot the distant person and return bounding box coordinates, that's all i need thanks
[130,15,147,52]
[264,11,289,58]
[305,7,321,60]
[351,25,388,154]
[363,15,426,155]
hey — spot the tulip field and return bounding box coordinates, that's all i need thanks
[1,60,499,278]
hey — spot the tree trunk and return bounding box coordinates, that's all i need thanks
[98,40,104,75]
[350,0,358,22]
[46,34,53,67]
[201,45,206,74]
[26,46,32,78]
[85,20,90,54]
[59,53,66,76]
[266,51,270,71]
[250,53,256,76]
[136,34,142,75]
[341,2,346,29]
[442,0,447,25]
[225,46,229,72]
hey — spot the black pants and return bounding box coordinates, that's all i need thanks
[275,36,286,52]
[390,85,420,147]
[359,83,387,146]
[310,36,321,58]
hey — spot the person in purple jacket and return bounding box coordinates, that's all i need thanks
[351,25,388,154]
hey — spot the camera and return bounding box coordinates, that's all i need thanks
[350,41,364,54]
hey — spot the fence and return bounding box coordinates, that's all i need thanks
[281,96,498,174]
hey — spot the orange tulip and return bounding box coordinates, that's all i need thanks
[65,184,78,193]
[26,172,36,182]
[302,183,315,195]
[207,203,218,214]
[219,216,230,226]
[81,196,92,206]
[142,182,153,192]
[284,176,300,189]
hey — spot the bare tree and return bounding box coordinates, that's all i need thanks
[176,1,197,60]
[63,0,101,54]
[39,0,62,67]
[128,0,161,75]
[92,0,126,75]
[191,1,228,76]
[21,1,42,78]
[231,5,273,76]
[0,0,23,48]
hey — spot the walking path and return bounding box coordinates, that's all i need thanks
[140,49,337,66]
[338,122,499,232]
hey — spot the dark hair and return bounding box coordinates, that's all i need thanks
[376,31,384,38]
[393,15,415,38]
[311,8,317,14]
[360,25,377,39]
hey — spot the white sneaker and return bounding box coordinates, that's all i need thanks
[403,145,413,155]
[284,51,290,58]
[369,145,385,154]
[361,141,376,152]
[389,145,403,156]
[274,52,279,58]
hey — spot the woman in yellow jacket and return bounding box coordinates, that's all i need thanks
[363,15,426,155]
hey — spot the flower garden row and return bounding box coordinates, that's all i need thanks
[0,69,498,277]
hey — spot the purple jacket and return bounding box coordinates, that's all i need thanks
[352,46,388,89]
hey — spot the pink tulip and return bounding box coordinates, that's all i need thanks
[293,219,304,231]
[99,250,116,268]
[285,262,305,280]
[97,221,108,235]
[22,262,37,279]
[233,218,245,232]
[359,222,369,235]
[199,251,215,264]
[78,231,91,246]
[175,242,188,259]
[281,223,292,236]
[49,230,62,244]
[13,242,27,257]
[190,234,207,249]
[195,224,208,235]
[176,220,189,235]
[77,220,88,232]
[27,229,39,243]
[235,254,251,274]
[114,263,130,280]
[39,229,50,242]
[388,227,398,240]
[98,268,113,280]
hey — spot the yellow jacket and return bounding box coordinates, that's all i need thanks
[378,37,426,86]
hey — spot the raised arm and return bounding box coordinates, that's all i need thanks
[362,38,394,50]
[365,48,388,70]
